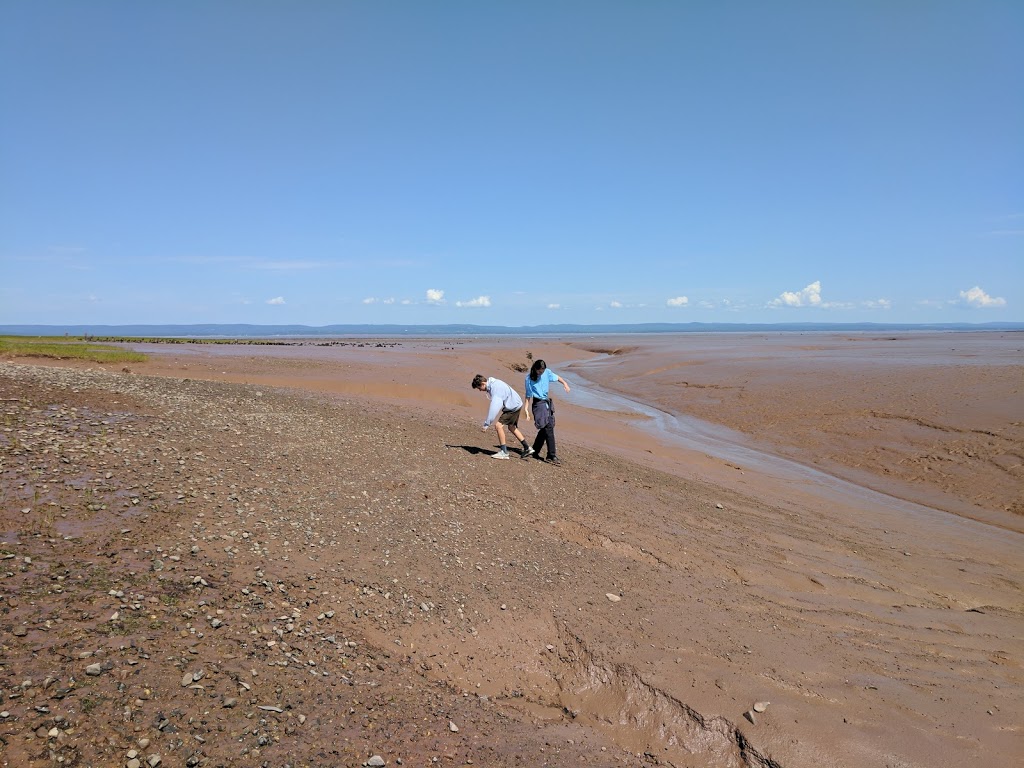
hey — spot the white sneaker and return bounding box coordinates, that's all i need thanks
[491,450,510,460]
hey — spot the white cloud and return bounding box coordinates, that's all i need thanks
[610,301,623,308]
[958,286,1006,308]
[426,288,445,304]
[362,297,377,304]
[456,296,491,308]
[401,299,413,305]
[863,299,892,310]
[769,281,822,308]
[547,303,561,310]
[666,296,689,307]
[383,297,395,305]
[266,296,286,305]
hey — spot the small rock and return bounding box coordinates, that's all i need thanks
[605,593,621,602]
[85,663,102,676]
[367,756,386,767]
[753,701,770,713]
[716,503,724,509]
[181,672,194,687]
[449,721,459,732]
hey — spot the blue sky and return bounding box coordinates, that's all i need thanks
[2,1,1021,326]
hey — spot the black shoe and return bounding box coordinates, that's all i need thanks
[521,446,535,460]
[547,456,561,466]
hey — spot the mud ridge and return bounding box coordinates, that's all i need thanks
[868,411,1001,437]
[555,630,783,768]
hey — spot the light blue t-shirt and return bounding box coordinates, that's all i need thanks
[524,369,558,400]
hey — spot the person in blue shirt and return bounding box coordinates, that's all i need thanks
[524,359,571,465]
[472,374,534,459]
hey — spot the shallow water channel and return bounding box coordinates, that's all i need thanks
[563,356,962,527]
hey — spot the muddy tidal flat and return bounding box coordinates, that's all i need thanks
[1,331,1021,767]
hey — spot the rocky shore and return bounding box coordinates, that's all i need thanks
[2,362,1021,767]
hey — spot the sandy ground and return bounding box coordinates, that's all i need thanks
[1,332,1021,767]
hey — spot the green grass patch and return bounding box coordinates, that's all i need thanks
[0,336,147,363]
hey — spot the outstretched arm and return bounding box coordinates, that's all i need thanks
[483,394,502,428]
[556,375,571,393]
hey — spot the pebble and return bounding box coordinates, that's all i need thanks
[449,720,459,732]
[367,757,386,767]
[605,593,621,602]
[85,663,103,676]
[753,701,770,713]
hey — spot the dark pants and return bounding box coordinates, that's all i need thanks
[531,399,557,458]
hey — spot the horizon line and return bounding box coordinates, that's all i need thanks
[3,320,1023,338]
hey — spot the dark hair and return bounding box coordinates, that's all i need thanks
[471,374,487,390]
[529,359,547,382]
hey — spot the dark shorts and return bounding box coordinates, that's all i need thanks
[498,407,522,427]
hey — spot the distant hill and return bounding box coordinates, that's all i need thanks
[2,321,1023,337]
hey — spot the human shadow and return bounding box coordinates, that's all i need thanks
[444,444,489,456]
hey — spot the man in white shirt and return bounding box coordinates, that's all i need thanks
[471,374,535,460]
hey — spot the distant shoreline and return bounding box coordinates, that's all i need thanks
[3,321,1023,338]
